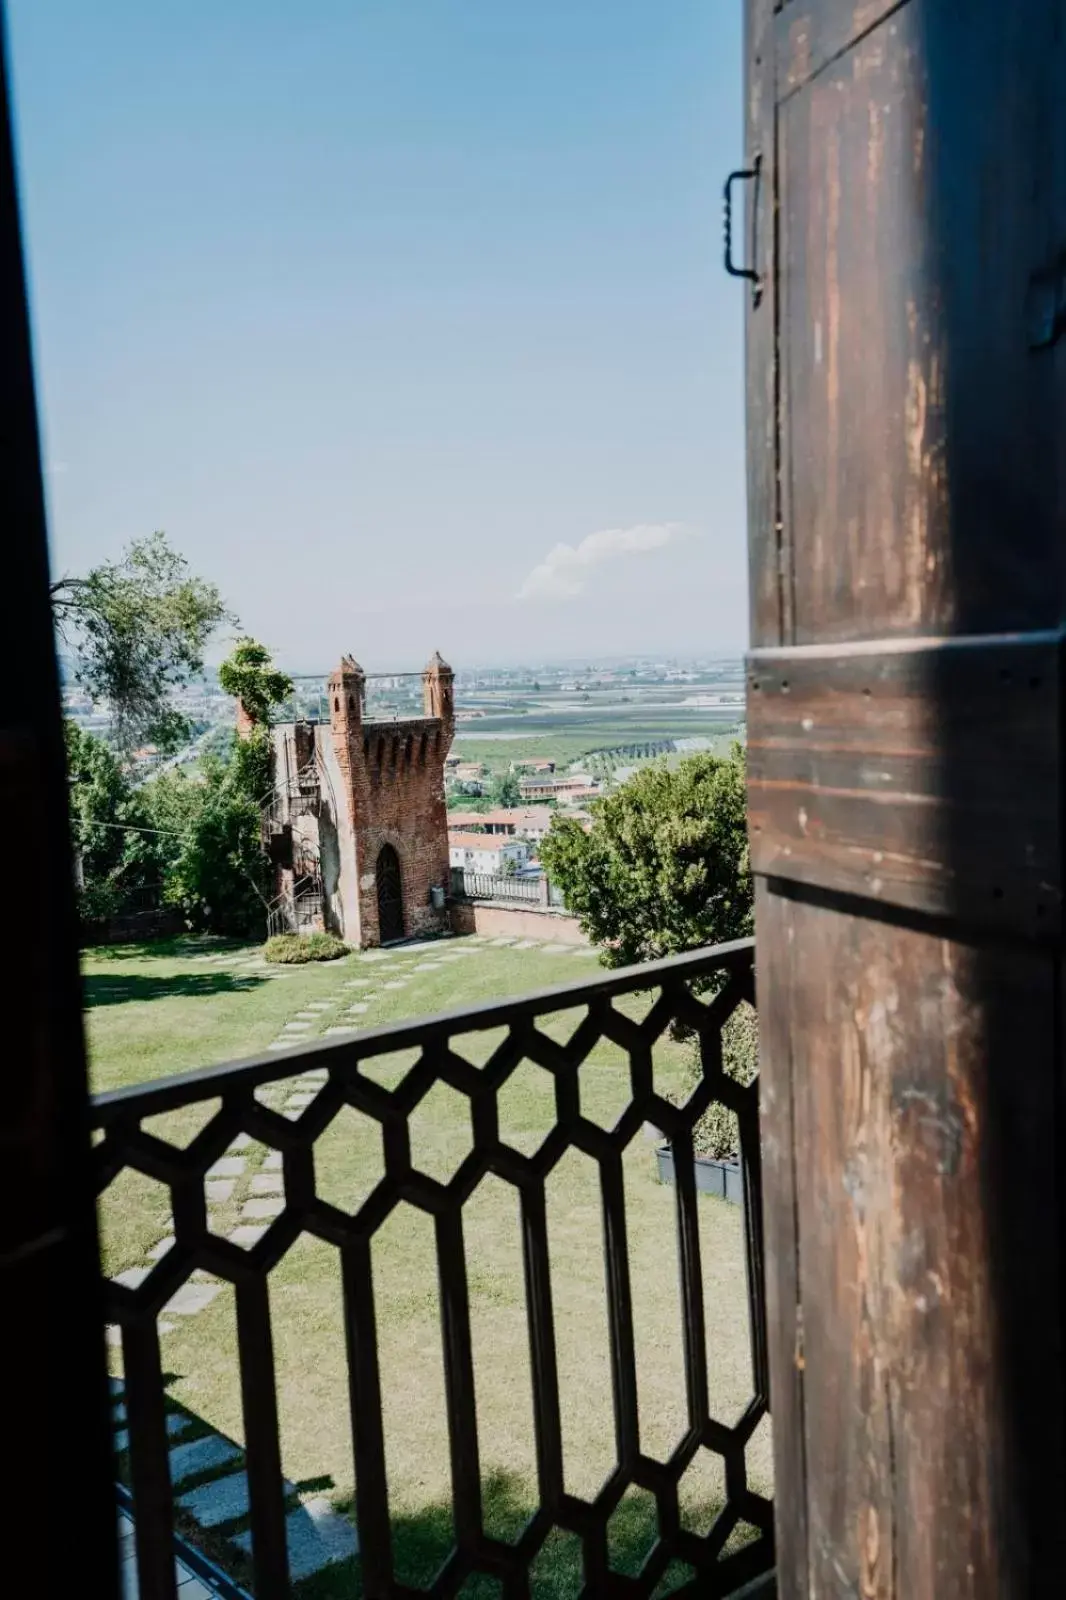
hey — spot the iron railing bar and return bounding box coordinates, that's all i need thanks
[672,1126,711,1431]
[739,1092,771,1404]
[435,1207,484,1552]
[90,940,756,1122]
[123,1319,178,1600]
[235,1277,289,1600]
[341,1237,393,1593]
[520,1184,565,1509]
[600,1150,640,1471]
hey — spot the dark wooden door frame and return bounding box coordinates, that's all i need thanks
[744,1,1066,1593]
[0,8,119,1594]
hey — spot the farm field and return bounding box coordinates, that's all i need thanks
[89,934,769,1596]
[451,718,743,775]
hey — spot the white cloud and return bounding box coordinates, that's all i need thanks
[517,522,691,600]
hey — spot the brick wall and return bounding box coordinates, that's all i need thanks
[328,654,455,945]
[449,902,588,944]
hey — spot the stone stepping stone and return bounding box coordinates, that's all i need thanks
[323,1025,356,1037]
[229,1223,268,1248]
[250,1173,284,1195]
[383,980,408,990]
[400,939,444,953]
[109,1377,125,1396]
[490,938,516,947]
[167,1412,194,1438]
[344,979,373,988]
[227,1133,253,1151]
[283,1022,312,1033]
[178,1468,251,1528]
[206,1179,236,1204]
[305,1001,334,1012]
[115,1416,189,1454]
[262,1152,284,1171]
[242,1196,285,1220]
[267,1039,296,1052]
[115,1266,150,1290]
[412,961,444,971]
[291,1011,320,1021]
[347,1003,369,1015]
[234,1497,358,1580]
[285,1091,318,1107]
[147,1236,175,1261]
[164,1282,222,1316]
[513,940,539,949]
[114,1402,127,1424]
[170,1433,241,1486]
[207,1156,246,1178]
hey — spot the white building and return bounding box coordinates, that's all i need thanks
[448,831,531,874]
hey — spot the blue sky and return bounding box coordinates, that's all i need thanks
[8,1,747,669]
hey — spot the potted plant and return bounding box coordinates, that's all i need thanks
[657,1001,757,1206]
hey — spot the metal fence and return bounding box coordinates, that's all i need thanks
[455,868,544,903]
[92,938,771,1599]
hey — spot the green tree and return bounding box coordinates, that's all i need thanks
[540,747,751,966]
[489,770,521,808]
[156,761,269,935]
[217,636,293,726]
[64,722,159,920]
[143,638,288,933]
[51,532,231,754]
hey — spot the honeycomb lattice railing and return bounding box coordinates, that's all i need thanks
[92,937,770,1600]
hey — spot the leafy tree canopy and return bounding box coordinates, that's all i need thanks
[139,736,272,936]
[539,747,751,967]
[217,637,293,727]
[65,722,159,919]
[489,770,521,808]
[52,531,231,755]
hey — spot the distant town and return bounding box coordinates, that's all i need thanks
[61,654,745,770]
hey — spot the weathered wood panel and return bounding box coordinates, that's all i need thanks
[780,897,1064,1596]
[780,0,1063,645]
[748,0,1066,1593]
[745,0,785,647]
[776,0,910,98]
[747,633,1061,934]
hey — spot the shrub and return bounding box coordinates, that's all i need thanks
[684,1002,759,1161]
[263,931,349,965]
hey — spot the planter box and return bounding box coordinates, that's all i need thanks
[656,1145,744,1206]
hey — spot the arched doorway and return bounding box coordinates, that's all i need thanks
[375,844,404,944]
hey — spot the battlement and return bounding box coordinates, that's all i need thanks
[267,650,455,947]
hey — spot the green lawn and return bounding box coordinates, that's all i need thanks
[88,934,771,1595]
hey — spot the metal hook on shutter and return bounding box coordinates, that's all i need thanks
[724,159,761,302]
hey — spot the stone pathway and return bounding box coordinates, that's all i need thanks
[111,1377,357,1591]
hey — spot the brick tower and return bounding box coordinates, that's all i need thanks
[262,648,452,946]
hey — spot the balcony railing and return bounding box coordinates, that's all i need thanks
[92,937,771,1599]
[454,867,545,904]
